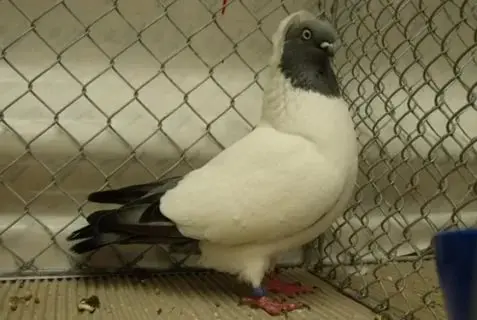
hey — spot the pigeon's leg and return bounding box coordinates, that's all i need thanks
[264,268,314,296]
[239,287,309,316]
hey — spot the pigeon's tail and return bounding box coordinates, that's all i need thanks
[67,176,198,254]
[87,176,182,205]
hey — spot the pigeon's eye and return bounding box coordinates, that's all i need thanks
[301,28,312,40]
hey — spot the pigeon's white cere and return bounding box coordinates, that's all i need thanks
[160,11,359,288]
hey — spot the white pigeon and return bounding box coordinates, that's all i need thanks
[67,10,358,316]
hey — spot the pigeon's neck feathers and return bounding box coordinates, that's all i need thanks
[260,72,356,165]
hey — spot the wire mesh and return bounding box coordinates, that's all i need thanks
[0,0,476,319]
[315,0,477,319]
[0,0,322,274]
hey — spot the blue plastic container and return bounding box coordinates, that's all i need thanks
[434,229,477,320]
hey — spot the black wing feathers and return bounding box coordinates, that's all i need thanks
[66,176,197,254]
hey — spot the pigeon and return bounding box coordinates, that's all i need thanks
[67,10,358,316]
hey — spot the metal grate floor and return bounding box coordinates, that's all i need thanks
[325,260,445,320]
[0,269,376,319]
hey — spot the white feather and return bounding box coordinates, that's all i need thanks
[159,11,359,288]
[161,125,344,245]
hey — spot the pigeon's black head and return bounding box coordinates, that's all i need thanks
[278,15,340,97]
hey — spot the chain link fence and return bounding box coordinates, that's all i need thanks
[0,0,476,318]
[315,0,477,319]
[0,0,320,274]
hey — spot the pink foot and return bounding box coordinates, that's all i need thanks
[265,277,314,296]
[239,296,309,316]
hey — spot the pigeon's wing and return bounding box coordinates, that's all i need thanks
[160,126,349,246]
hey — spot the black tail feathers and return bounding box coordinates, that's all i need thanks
[66,225,94,241]
[67,176,197,254]
[69,233,132,254]
[87,176,182,205]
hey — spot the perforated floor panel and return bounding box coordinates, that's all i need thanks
[0,269,376,319]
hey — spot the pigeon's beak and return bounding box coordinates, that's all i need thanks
[320,42,335,57]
